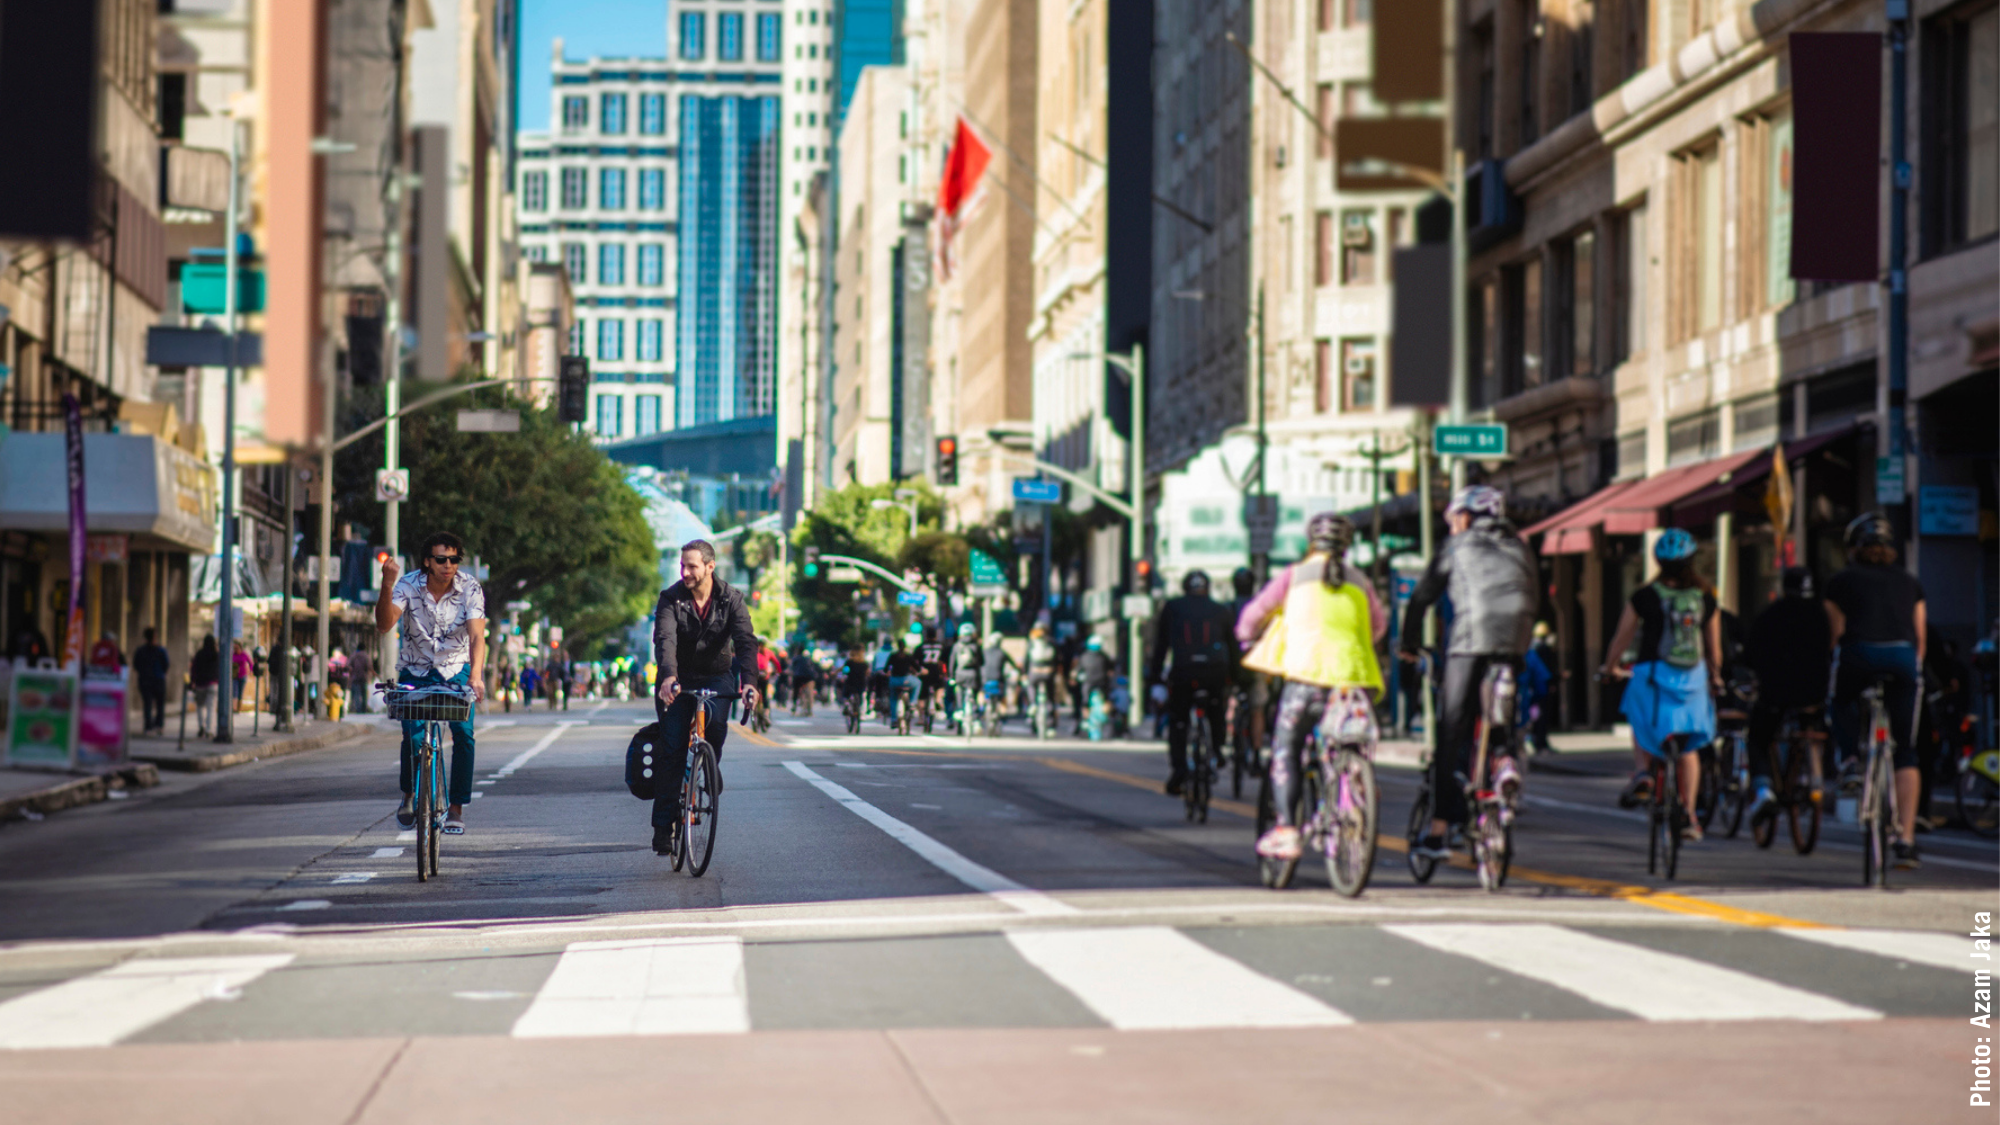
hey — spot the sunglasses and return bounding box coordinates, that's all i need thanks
[430,555,462,566]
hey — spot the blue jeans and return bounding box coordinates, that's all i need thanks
[888,675,918,724]
[398,666,476,806]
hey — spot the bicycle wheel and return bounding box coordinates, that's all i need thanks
[1787,745,1821,855]
[1259,770,1312,890]
[1956,765,2000,838]
[1863,753,1891,888]
[845,700,859,734]
[1694,741,1720,831]
[1186,717,1213,823]
[1406,783,1439,884]
[1716,739,1746,839]
[1661,768,1683,881]
[1647,767,1668,877]
[1323,749,1377,898]
[682,740,720,877]
[427,735,444,878]
[922,698,934,735]
[413,741,433,883]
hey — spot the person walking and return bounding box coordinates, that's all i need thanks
[348,646,374,714]
[133,628,171,735]
[230,641,253,713]
[191,635,221,736]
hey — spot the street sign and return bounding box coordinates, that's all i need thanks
[374,468,410,502]
[827,566,864,583]
[1013,478,1062,505]
[1243,494,1279,555]
[455,408,520,433]
[1875,456,1906,502]
[1433,423,1508,458]
[970,584,1008,598]
[1120,594,1154,619]
[896,590,927,607]
[969,548,1007,587]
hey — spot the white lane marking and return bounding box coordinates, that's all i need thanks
[396,831,416,843]
[512,938,748,1037]
[493,721,584,779]
[1777,928,1976,973]
[454,990,526,1001]
[0,955,295,1049]
[1383,924,1881,1022]
[331,872,377,885]
[276,900,331,911]
[475,780,496,786]
[370,847,404,859]
[475,720,518,735]
[910,803,943,810]
[782,760,1077,917]
[469,791,483,799]
[1006,927,1351,1030]
[590,700,609,715]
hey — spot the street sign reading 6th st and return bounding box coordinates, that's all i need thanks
[1433,424,1508,458]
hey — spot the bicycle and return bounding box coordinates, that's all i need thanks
[1645,733,1691,881]
[1227,682,1256,800]
[1256,688,1378,896]
[1183,687,1221,823]
[1708,670,1757,838]
[381,681,475,883]
[1955,746,2000,838]
[1463,666,1520,893]
[1854,677,1900,889]
[1753,706,1823,854]
[792,680,815,718]
[667,688,736,877]
[983,680,1006,737]
[840,689,862,734]
[1030,677,1055,740]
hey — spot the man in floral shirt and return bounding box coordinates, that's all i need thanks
[375,531,487,835]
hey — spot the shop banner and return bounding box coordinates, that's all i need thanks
[61,394,86,669]
[5,667,78,770]
[76,674,128,768]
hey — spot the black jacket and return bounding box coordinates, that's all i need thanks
[1744,596,1831,709]
[652,578,757,684]
[1148,594,1237,684]
[1401,518,1539,657]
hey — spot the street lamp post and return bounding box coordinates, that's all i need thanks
[214,115,243,744]
[1106,345,1146,734]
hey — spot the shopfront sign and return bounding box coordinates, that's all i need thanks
[76,675,128,768]
[1919,485,1979,536]
[5,668,77,770]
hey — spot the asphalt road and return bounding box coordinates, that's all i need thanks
[0,697,1993,1123]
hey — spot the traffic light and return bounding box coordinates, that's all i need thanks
[557,355,590,423]
[803,546,821,578]
[1135,559,1153,590]
[934,435,958,486]
[370,549,393,588]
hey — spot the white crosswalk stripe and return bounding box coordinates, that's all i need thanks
[1383,923,1881,1022]
[511,938,749,1037]
[1006,927,1352,1029]
[0,955,295,1049]
[1777,926,1975,973]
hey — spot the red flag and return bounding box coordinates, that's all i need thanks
[934,117,991,281]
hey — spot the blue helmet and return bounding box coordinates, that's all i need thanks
[1654,528,1698,562]
[1084,634,1103,651]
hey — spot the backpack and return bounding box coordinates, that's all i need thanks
[625,723,662,800]
[1653,584,1707,669]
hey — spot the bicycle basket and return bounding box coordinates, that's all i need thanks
[383,683,476,722]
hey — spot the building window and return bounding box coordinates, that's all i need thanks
[1612,203,1646,361]
[636,394,663,436]
[719,12,744,60]
[1340,211,1376,285]
[1314,211,1334,287]
[1474,18,1496,160]
[1518,0,1541,146]
[160,72,186,140]
[521,169,548,211]
[1673,144,1723,340]
[569,320,586,355]
[523,243,549,263]
[1315,85,1334,158]
[1737,111,1795,315]
[1615,430,1646,478]
[1666,409,1721,467]
[640,93,667,135]
[1621,0,1647,78]
[1317,0,1334,31]
[600,167,626,210]
[600,93,627,135]
[1732,394,1785,451]
[637,319,664,361]
[596,394,624,438]
[1558,229,1595,377]
[1517,257,1543,390]
[757,13,783,61]
[1344,0,1372,27]
[680,12,705,59]
[1569,2,1594,117]
[560,166,588,209]
[1314,339,1334,413]
[639,167,665,210]
[598,243,625,286]
[1341,339,1377,411]
[637,243,664,286]
[562,242,587,284]
[1923,2,1999,253]
[1475,277,1499,404]
[561,96,589,132]
[598,319,625,361]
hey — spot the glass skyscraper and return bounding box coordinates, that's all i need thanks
[676,93,779,426]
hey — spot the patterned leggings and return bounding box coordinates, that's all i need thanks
[1268,681,1333,828]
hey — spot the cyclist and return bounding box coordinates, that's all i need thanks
[1238,513,1386,859]
[1226,567,1271,756]
[1824,512,1927,868]
[885,636,921,729]
[1599,529,1721,840]
[651,539,758,856]
[835,647,870,723]
[1076,633,1115,738]
[918,627,950,725]
[980,633,1017,725]
[753,638,781,727]
[1397,486,1538,860]
[1742,566,1830,822]
[788,646,820,715]
[868,638,894,719]
[1150,570,1238,793]
[1025,624,1058,731]
[376,532,487,837]
[949,622,985,728]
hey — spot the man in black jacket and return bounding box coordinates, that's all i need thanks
[1743,566,1830,823]
[651,539,759,855]
[1149,570,1238,793]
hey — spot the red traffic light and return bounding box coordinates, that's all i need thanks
[938,437,955,455]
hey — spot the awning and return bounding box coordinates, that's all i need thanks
[1520,479,1645,555]
[1600,448,1767,534]
[1672,426,1859,513]
[0,433,219,552]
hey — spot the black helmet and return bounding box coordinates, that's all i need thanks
[1231,566,1257,598]
[1844,512,1894,551]
[1305,512,1356,555]
[1183,569,1211,596]
[1780,566,1814,599]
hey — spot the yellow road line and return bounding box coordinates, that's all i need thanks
[730,723,779,747]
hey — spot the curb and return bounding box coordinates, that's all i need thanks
[0,763,161,823]
[131,721,371,773]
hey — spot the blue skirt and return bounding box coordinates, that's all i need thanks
[1621,661,1715,757]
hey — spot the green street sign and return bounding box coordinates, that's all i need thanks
[1433,423,1508,458]
[968,548,1007,588]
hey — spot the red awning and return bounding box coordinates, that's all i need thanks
[1600,448,1768,534]
[1520,479,1646,555]
[1672,426,1858,512]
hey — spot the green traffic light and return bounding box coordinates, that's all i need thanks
[804,563,820,578]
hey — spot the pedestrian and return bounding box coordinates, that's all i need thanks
[231,641,253,711]
[191,635,221,736]
[267,643,288,718]
[348,646,374,713]
[133,627,171,734]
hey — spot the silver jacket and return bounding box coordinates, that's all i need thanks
[1400,519,1539,657]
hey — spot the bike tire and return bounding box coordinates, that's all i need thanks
[845,703,859,734]
[1694,742,1720,831]
[1254,770,1297,890]
[1406,783,1439,884]
[1662,769,1682,881]
[683,740,720,877]
[413,744,432,883]
[1864,753,1892,889]
[427,742,443,878]
[1957,768,2000,838]
[1324,749,1377,898]
[1717,741,1746,839]
[1787,745,1820,855]
[1186,718,1213,823]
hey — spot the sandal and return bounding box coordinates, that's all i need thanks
[442,817,465,835]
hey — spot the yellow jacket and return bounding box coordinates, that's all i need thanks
[1243,555,1383,691]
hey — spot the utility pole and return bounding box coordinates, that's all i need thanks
[1444,0,1470,495]
[215,117,242,744]
[274,464,295,731]
[380,192,406,677]
[1252,286,1269,583]
[1885,0,1912,562]
[1108,344,1147,733]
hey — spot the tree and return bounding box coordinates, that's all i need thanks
[787,479,946,646]
[332,378,657,656]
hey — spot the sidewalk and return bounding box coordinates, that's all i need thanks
[127,717,371,772]
[0,762,159,823]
